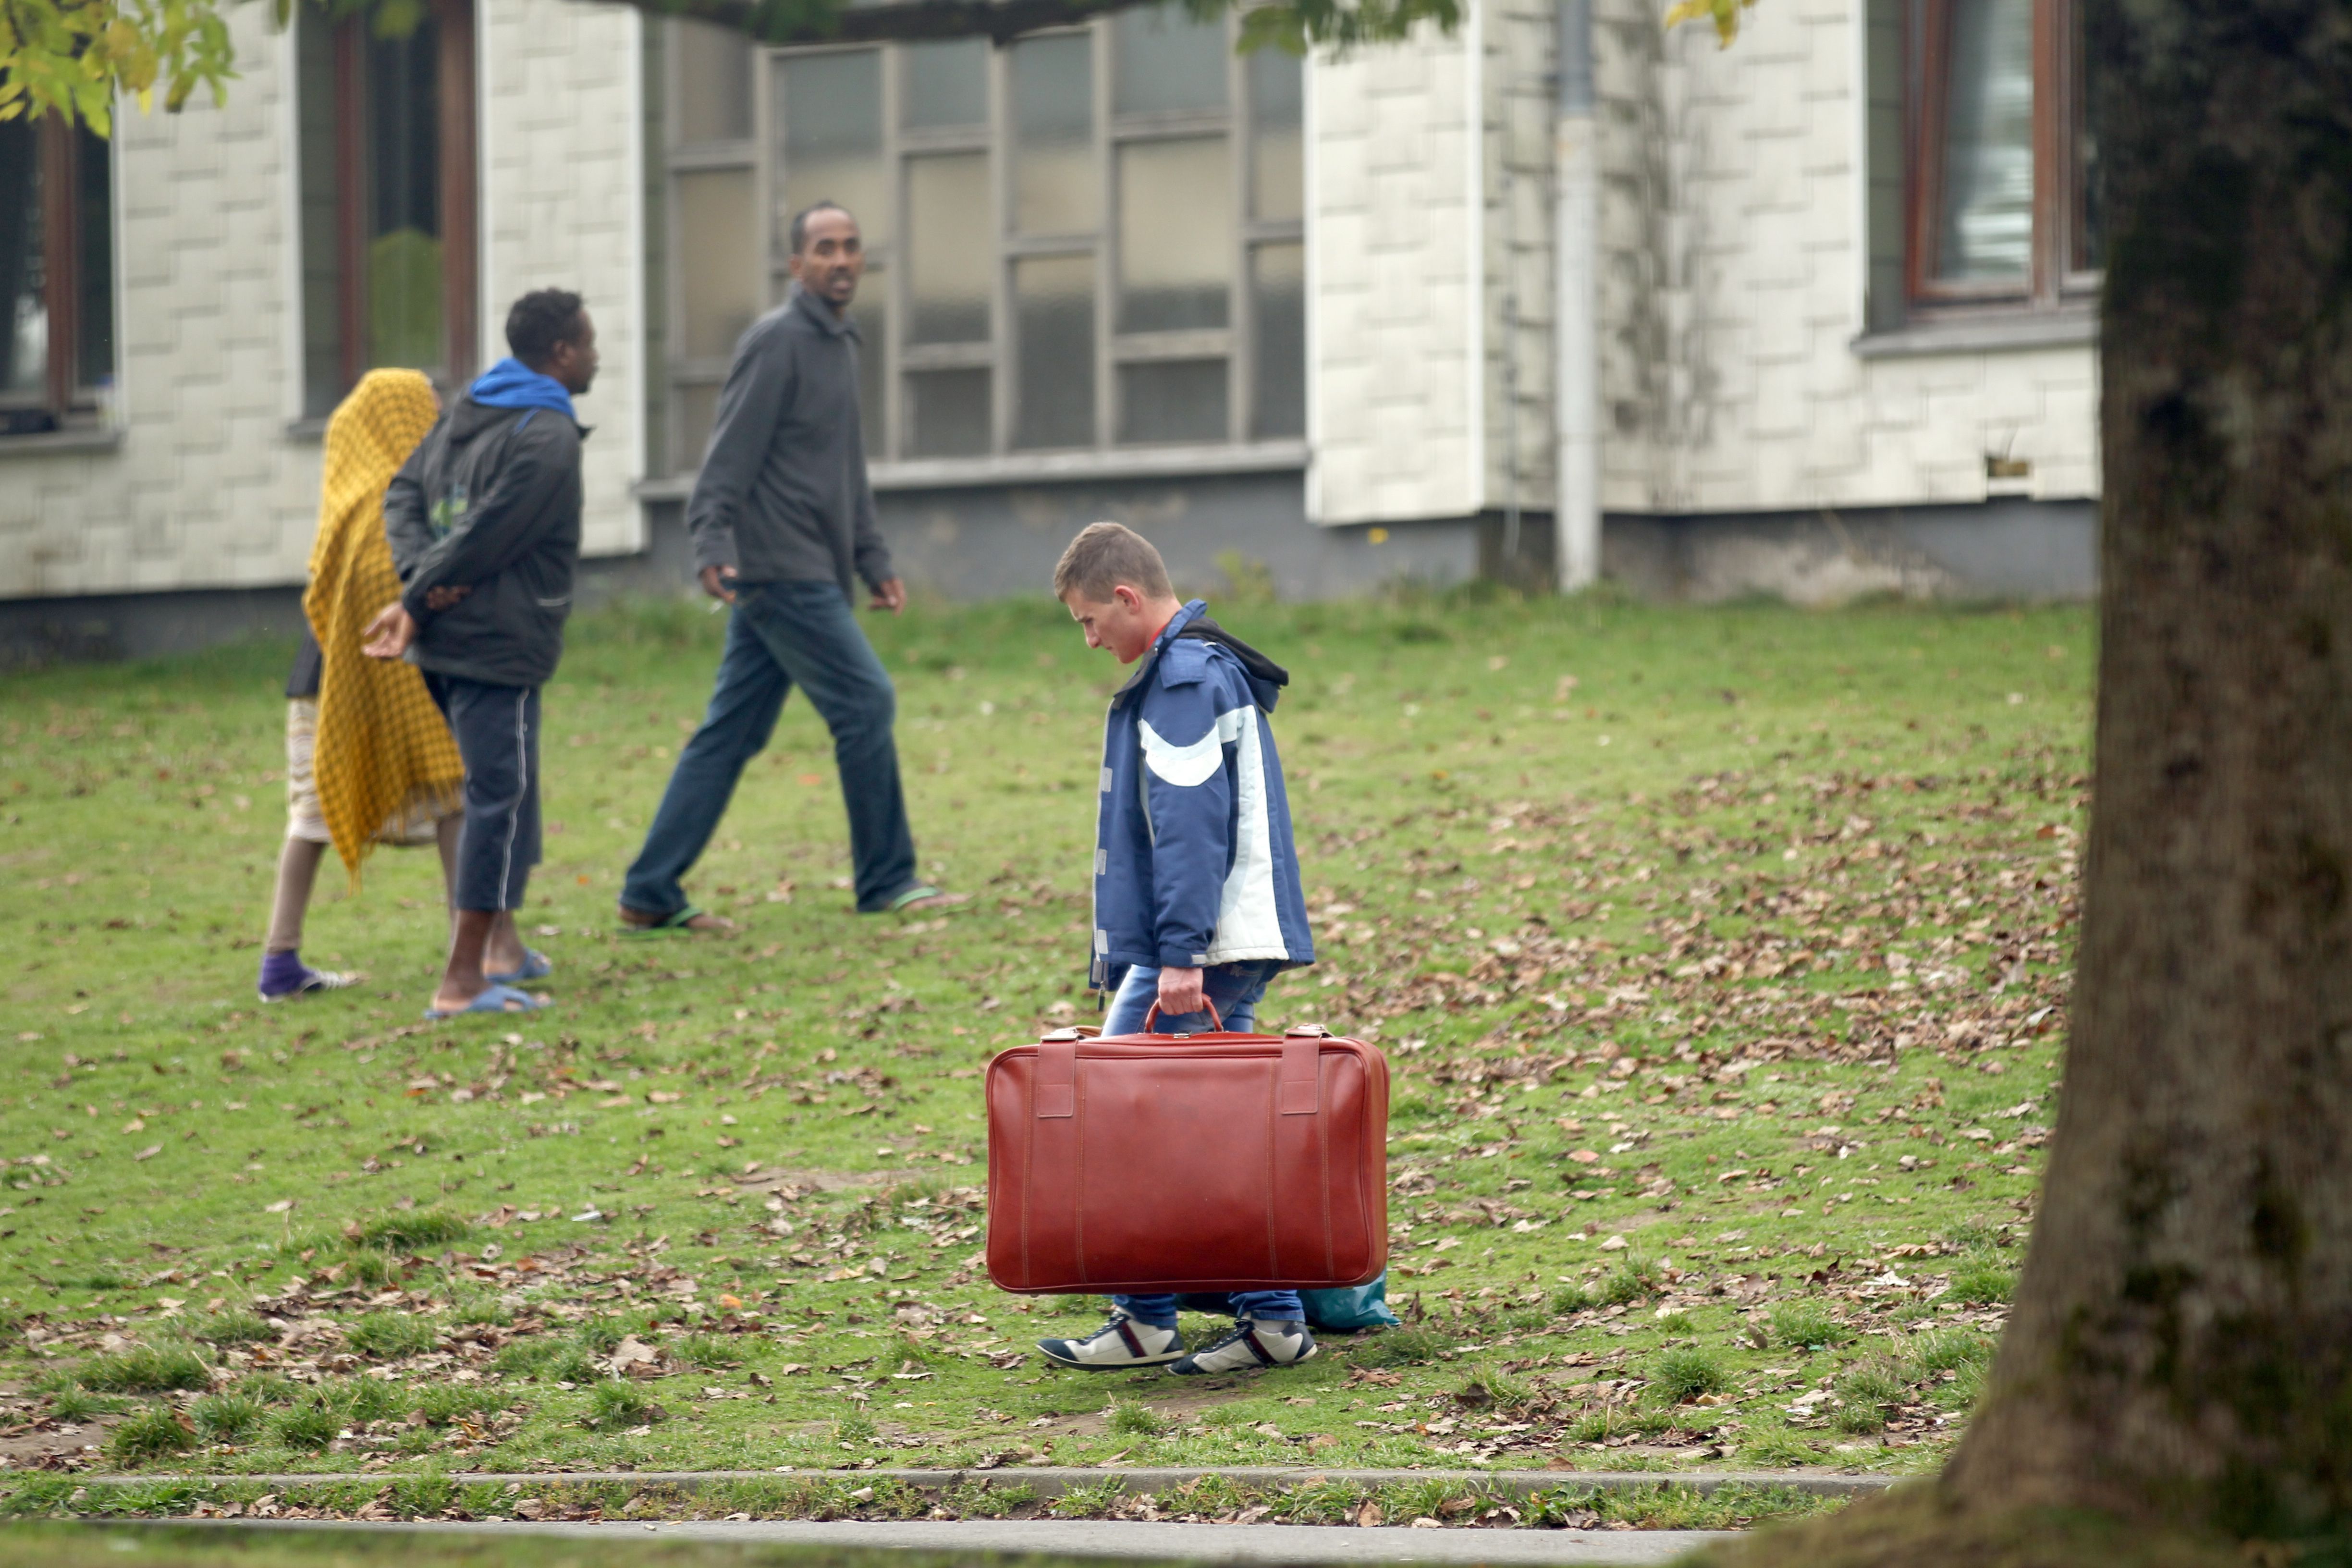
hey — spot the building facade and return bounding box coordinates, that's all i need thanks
[0,0,2097,659]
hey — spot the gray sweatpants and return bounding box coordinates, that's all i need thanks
[424,673,542,912]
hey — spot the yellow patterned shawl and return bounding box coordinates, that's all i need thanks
[302,369,464,884]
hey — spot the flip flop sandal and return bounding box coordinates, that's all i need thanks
[488,948,553,984]
[878,883,972,914]
[423,983,547,1022]
[618,905,733,938]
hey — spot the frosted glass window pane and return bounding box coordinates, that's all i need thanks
[1014,34,1097,235]
[678,169,761,358]
[1936,0,2034,281]
[0,120,43,398]
[677,20,752,143]
[1248,49,1301,221]
[907,368,992,456]
[1120,359,1225,444]
[679,383,721,469]
[1014,255,1095,449]
[907,152,993,343]
[296,14,340,416]
[851,265,887,456]
[1118,137,1230,331]
[1115,9,1227,115]
[905,39,987,129]
[2071,1,2103,271]
[70,125,110,392]
[778,52,889,250]
[364,19,442,372]
[1250,243,1302,439]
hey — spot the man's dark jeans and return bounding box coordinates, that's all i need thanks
[423,673,541,913]
[622,580,918,915]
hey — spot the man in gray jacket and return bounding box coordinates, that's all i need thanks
[619,203,960,930]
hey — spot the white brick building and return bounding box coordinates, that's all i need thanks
[0,0,2097,656]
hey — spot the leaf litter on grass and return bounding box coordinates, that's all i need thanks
[0,594,2080,1493]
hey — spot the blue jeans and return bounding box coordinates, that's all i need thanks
[1101,959,1281,1037]
[1104,960,1303,1328]
[622,580,919,916]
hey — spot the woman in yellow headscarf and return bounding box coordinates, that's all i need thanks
[257,369,465,1000]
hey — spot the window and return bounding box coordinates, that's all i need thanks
[660,14,1304,472]
[0,114,115,435]
[1904,0,2098,314]
[297,0,479,419]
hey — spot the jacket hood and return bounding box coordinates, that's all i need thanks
[468,357,578,419]
[1178,613,1289,709]
[1116,600,1290,712]
[446,400,515,443]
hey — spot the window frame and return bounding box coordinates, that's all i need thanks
[1903,0,2096,316]
[659,17,1305,475]
[0,114,114,432]
[298,0,480,418]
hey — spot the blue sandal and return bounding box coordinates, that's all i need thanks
[424,983,546,1021]
[488,948,552,984]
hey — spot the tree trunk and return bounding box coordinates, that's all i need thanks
[1939,0,2352,1540]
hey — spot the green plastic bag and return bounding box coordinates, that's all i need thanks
[1300,1272,1401,1331]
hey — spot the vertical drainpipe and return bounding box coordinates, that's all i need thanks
[1554,0,1601,588]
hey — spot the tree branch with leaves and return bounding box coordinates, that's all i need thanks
[2,0,233,129]
[3,0,1461,133]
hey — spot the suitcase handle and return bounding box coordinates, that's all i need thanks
[1140,998,1225,1034]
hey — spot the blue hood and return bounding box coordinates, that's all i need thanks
[468,358,576,419]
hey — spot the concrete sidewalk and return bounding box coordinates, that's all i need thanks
[82,1466,1889,1500]
[223,1516,1736,1564]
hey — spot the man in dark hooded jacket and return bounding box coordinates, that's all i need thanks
[365,288,599,1019]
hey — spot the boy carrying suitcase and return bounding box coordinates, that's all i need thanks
[1035,522,1320,1375]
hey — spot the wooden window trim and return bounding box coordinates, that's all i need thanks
[435,0,479,382]
[2049,0,2099,295]
[332,20,369,392]
[1905,0,2095,315]
[39,117,80,415]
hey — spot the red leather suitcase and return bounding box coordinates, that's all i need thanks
[985,1013,1389,1295]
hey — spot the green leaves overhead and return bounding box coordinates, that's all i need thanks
[11,0,1472,136]
[2,0,235,129]
[1662,0,1753,47]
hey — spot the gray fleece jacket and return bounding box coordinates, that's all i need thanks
[686,284,894,598]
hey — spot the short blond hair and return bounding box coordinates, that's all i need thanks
[1053,521,1174,602]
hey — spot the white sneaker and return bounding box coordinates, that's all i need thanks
[1170,1317,1317,1376]
[1036,1312,1186,1370]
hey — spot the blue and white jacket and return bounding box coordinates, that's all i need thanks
[1090,600,1315,989]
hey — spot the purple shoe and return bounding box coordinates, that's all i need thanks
[257,949,357,1003]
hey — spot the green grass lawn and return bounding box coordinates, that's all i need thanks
[0,1517,1178,1568]
[0,587,2086,1496]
